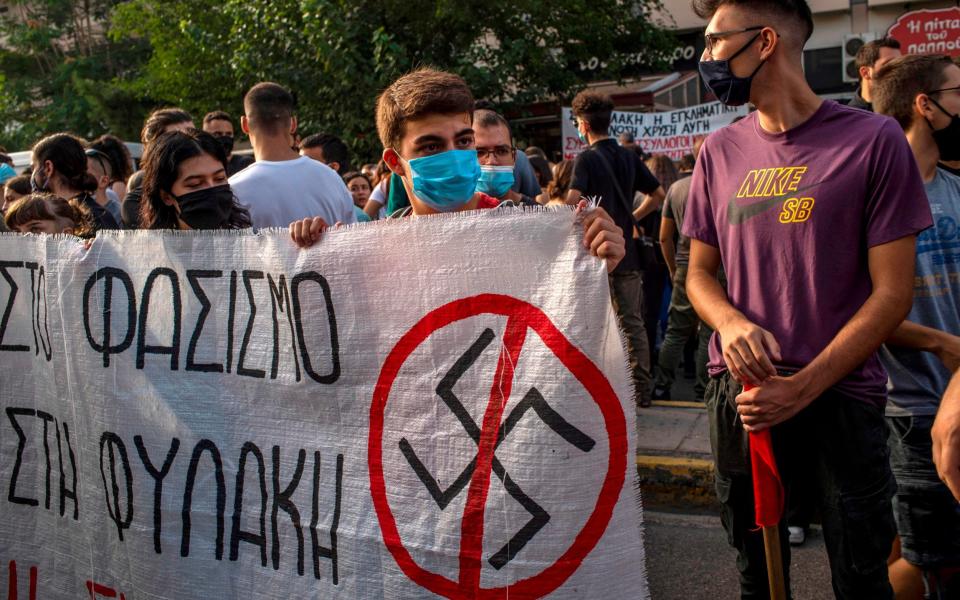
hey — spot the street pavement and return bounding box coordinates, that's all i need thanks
[639,371,834,597]
[644,509,834,599]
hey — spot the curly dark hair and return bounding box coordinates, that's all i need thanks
[140,130,251,230]
[571,91,615,133]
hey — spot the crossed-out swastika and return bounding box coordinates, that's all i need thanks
[369,294,628,600]
[399,328,596,570]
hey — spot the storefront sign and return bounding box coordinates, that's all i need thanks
[888,7,960,57]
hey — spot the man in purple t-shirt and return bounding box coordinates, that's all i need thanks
[683,0,932,596]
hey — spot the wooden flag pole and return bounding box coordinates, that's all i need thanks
[743,383,787,600]
[762,526,787,600]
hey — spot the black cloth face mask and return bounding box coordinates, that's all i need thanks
[928,97,960,162]
[175,184,234,230]
[217,135,234,155]
[698,31,766,107]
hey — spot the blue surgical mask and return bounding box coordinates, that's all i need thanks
[406,149,481,212]
[698,32,765,107]
[477,165,515,198]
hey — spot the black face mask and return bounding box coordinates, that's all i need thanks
[175,184,234,230]
[218,135,235,156]
[698,32,765,107]
[929,98,960,162]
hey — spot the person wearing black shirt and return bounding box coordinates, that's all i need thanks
[849,37,902,112]
[567,91,665,408]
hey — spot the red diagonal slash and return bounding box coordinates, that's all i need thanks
[457,317,528,595]
[86,581,126,600]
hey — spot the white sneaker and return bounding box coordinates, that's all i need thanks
[788,526,805,546]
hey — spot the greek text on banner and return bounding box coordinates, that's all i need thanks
[562,101,749,161]
[0,207,646,599]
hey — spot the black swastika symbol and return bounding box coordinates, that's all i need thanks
[399,328,596,570]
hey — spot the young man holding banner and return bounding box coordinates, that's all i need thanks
[682,0,931,597]
[290,68,626,275]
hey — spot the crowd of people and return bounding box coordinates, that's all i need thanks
[1,0,960,596]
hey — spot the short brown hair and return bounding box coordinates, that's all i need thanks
[141,108,193,145]
[244,82,296,137]
[375,68,475,150]
[855,37,901,73]
[692,0,814,44]
[873,54,954,131]
[203,110,233,125]
[4,192,94,237]
[571,91,615,133]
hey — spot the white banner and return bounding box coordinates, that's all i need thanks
[0,208,644,599]
[562,101,749,161]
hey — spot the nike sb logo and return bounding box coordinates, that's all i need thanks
[726,166,825,225]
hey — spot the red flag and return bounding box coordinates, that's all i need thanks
[743,384,784,527]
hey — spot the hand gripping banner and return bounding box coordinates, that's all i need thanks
[0,207,646,599]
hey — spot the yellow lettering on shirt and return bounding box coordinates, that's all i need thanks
[736,166,807,198]
[778,197,815,223]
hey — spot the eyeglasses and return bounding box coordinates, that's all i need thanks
[703,26,764,56]
[476,145,515,161]
[927,86,960,96]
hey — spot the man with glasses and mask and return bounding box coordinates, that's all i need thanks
[872,54,960,599]
[473,109,537,205]
[682,0,932,596]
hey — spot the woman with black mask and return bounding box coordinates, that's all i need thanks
[140,130,251,230]
[30,133,120,231]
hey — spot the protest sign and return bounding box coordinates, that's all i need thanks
[0,208,645,599]
[561,101,749,161]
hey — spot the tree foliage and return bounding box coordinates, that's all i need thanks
[2,0,675,158]
[0,0,152,150]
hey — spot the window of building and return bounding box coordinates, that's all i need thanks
[803,46,849,95]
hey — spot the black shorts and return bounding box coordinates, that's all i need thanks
[888,414,960,569]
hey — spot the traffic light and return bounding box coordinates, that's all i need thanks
[842,33,878,83]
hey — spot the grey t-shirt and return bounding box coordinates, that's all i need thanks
[882,168,960,416]
[662,174,693,265]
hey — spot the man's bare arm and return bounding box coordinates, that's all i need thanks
[659,215,677,280]
[736,235,917,431]
[632,186,666,222]
[933,370,960,502]
[887,320,960,373]
[687,239,781,384]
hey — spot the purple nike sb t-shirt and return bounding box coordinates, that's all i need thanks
[682,101,932,405]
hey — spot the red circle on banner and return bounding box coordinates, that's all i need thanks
[367,294,628,599]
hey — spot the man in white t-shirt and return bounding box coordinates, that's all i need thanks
[229,82,355,229]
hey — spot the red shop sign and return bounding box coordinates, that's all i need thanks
[888,7,960,58]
